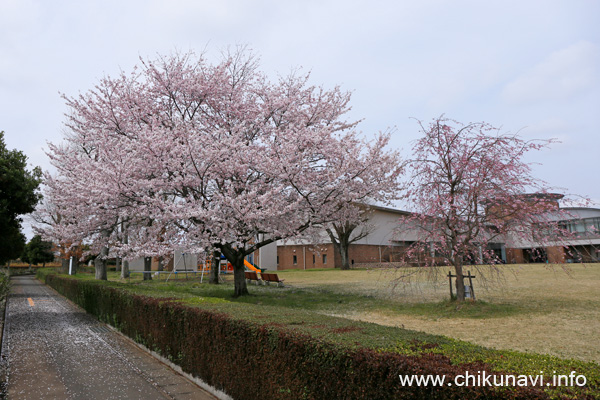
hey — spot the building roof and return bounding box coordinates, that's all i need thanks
[560,207,600,213]
[368,204,412,216]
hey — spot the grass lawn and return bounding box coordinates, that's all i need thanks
[273,263,600,364]
[111,262,600,364]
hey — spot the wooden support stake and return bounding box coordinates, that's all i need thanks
[468,271,476,300]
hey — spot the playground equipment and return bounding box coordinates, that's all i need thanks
[126,251,263,282]
[244,259,261,273]
[166,252,194,281]
[198,257,262,282]
[198,256,234,282]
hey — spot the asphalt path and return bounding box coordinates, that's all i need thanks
[3,275,218,400]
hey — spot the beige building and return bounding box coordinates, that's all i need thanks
[270,203,600,270]
[126,203,600,272]
[506,207,600,264]
[273,205,413,270]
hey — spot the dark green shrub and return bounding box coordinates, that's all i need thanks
[0,270,9,301]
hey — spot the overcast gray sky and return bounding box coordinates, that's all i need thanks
[2,0,599,218]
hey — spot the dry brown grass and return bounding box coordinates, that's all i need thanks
[7,262,61,268]
[276,264,600,363]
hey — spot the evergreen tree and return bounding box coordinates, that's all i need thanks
[0,131,42,264]
[22,235,55,266]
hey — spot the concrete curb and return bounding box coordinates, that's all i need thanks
[105,324,233,400]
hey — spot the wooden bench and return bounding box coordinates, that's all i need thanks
[261,272,285,287]
[244,271,261,285]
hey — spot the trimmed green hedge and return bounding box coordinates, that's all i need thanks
[0,270,9,301]
[41,272,597,400]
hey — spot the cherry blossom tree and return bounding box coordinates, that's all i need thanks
[322,128,402,271]
[144,52,403,296]
[38,86,177,279]
[31,195,84,273]
[324,204,376,271]
[403,116,575,301]
[39,49,403,296]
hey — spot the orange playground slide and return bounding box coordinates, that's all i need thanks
[244,259,261,273]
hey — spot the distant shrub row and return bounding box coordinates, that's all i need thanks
[41,272,595,400]
[0,270,9,301]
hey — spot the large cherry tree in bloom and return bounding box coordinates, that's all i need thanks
[403,116,576,301]
[39,122,177,279]
[40,50,402,296]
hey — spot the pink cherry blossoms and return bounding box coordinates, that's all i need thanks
[403,116,578,301]
[38,50,403,295]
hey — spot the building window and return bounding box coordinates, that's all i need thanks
[560,218,600,236]
[312,254,315,264]
[571,221,586,235]
[322,254,327,264]
[588,217,600,233]
[277,256,279,264]
[293,255,297,265]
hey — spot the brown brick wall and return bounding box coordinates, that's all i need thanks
[347,244,406,265]
[347,244,381,265]
[277,244,404,270]
[506,248,525,264]
[277,244,336,270]
[546,246,565,263]
[506,247,567,264]
[568,245,600,262]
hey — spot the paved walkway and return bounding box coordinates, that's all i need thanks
[3,275,218,400]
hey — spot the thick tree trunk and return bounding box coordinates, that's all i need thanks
[69,257,78,275]
[232,258,249,297]
[121,259,130,279]
[220,244,249,296]
[454,262,466,301]
[61,258,69,274]
[327,225,355,271]
[339,240,351,270]
[95,246,108,280]
[157,256,164,272]
[143,256,152,281]
[115,257,121,272]
[209,249,220,285]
